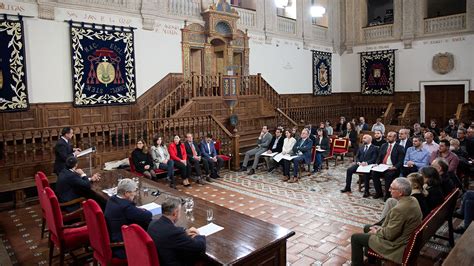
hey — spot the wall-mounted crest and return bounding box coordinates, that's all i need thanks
[432,52,454,75]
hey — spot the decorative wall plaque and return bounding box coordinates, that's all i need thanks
[432,52,454,75]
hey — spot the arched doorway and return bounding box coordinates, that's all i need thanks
[210,38,227,75]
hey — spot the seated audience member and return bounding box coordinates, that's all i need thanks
[453,190,474,234]
[429,139,459,174]
[467,126,474,141]
[54,127,81,175]
[372,132,405,201]
[335,116,347,133]
[292,126,301,141]
[318,121,326,130]
[445,118,458,138]
[184,133,206,184]
[421,166,444,213]
[200,134,224,179]
[169,135,192,187]
[56,156,101,212]
[325,120,334,136]
[104,178,152,258]
[131,139,157,180]
[148,197,206,265]
[372,130,386,148]
[431,158,455,196]
[151,136,176,189]
[428,119,440,136]
[306,123,316,136]
[284,128,313,183]
[396,128,412,152]
[422,132,439,156]
[241,126,273,175]
[457,128,474,158]
[341,134,378,197]
[265,128,284,172]
[312,128,330,173]
[280,129,297,181]
[350,178,422,266]
[340,122,358,149]
[401,136,429,177]
[412,123,423,139]
[439,128,453,142]
[450,138,471,179]
[371,117,385,135]
[356,116,369,133]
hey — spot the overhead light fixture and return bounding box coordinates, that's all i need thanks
[275,0,289,9]
[310,5,326,17]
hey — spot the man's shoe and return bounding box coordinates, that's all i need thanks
[373,193,383,199]
[239,166,247,172]
[453,225,466,234]
[340,188,351,193]
[197,178,205,185]
[205,176,213,182]
[281,176,290,182]
[363,192,370,198]
[247,168,255,175]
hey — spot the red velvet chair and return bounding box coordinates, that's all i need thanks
[82,199,127,266]
[332,137,350,164]
[35,171,84,239]
[214,139,232,169]
[121,224,160,266]
[42,187,89,266]
[128,157,145,177]
[323,138,335,168]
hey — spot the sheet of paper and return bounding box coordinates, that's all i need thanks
[102,187,117,196]
[316,148,326,152]
[261,152,278,157]
[282,155,299,161]
[372,164,390,172]
[140,202,162,216]
[197,222,224,237]
[273,153,284,162]
[356,164,376,173]
[77,147,93,158]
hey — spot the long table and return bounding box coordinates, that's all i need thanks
[91,170,295,265]
[442,223,474,266]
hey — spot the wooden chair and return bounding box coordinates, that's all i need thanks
[42,187,89,266]
[215,139,232,170]
[332,137,350,164]
[121,224,160,266]
[322,138,335,169]
[82,199,127,266]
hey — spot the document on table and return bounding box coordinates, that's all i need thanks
[140,202,162,216]
[102,187,117,196]
[316,148,326,152]
[356,164,376,173]
[372,164,390,172]
[261,152,278,157]
[77,148,93,158]
[197,223,224,237]
[273,153,299,162]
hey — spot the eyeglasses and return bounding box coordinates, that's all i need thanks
[389,186,399,192]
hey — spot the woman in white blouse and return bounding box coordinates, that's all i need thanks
[280,129,296,181]
[150,136,176,189]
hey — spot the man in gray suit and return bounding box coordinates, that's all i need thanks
[240,126,273,175]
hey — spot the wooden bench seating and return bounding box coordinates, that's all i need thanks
[368,188,460,265]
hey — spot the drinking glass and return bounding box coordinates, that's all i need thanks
[206,209,214,222]
[184,198,194,213]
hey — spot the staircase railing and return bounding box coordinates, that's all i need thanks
[455,103,471,122]
[275,108,298,127]
[398,102,420,126]
[381,102,394,125]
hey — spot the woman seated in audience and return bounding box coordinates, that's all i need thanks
[168,135,191,187]
[312,128,330,173]
[325,120,333,136]
[131,139,157,180]
[291,126,300,141]
[431,158,455,196]
[340,122,357,149]
[104,178,153,258]
[421,166,444,213]
[280,129,296,181]
[151,135,176,189]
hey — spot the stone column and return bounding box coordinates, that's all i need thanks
[415,0,427,38]
[255,0,265,31]
[264,0,277,36]
[401,0,416,48]
[467,0,474,31]
[37,0,56,20]
[344,0,356,53]
[392,0,402,39]
[329,0,345,54]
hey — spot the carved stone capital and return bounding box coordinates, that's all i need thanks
[38,3,55,20]
[142,17,155,31]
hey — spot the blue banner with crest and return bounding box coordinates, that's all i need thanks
[312,50,332,96]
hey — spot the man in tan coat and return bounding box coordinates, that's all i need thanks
[351,177,422,265]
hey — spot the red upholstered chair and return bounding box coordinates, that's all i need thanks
[42,187,89,266]
[332,137,350,164]
[121,224,160,266]
[323,138,335,168]
[82,199,127,266]
[215,139,232,169]
[35,171,84,239]
[129,157,144,177]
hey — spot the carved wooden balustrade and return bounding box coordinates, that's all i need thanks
[398,102,420,126]
[381,103,394,125]
[352,104,387,123]
[280,104,351,126]
[455,103,472,122]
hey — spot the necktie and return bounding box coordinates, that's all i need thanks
[364,145,368,153]
[207,143,211,155]
[191,143,197,157]
[382,144,392,164]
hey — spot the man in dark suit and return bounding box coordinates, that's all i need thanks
[184,133,207,184]
[148,197,206,266]
[104,178,152,258]
[371,131,405,201]
[200,134,224,179]
[286,128,313,183]
[54,127,81,175]
[341,134,378,196]
[55,156,101,212]
[396,128,412,152]
[264,128,284,171]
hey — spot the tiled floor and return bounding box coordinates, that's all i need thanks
[0,160,459,265]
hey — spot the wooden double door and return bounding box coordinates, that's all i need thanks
[425,85,465,126]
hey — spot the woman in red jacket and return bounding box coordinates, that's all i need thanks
[168,135,191,186]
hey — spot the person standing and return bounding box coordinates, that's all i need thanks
[54,127,81,175]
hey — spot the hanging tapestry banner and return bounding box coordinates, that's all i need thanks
[360,49,395,95]
[0,16,29,112]
[70,21,136,106]
[312,50,332,95]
